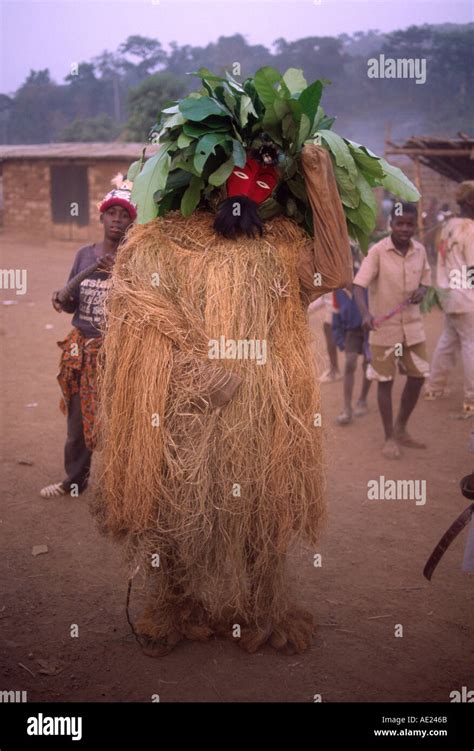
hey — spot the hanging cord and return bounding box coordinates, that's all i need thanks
[125,576,148,651]
[125,573,171,655]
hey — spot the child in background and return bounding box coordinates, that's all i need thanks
[39,184,136,498]
[333,247,371,425]
[353,202,430,459]
[309,293,341,383]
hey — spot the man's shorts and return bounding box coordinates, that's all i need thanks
[366,341,430,382]
[345,327,366,355]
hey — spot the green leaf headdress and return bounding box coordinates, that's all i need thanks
[129,66,420,252]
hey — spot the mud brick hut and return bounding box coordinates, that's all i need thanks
[0,143,158,241]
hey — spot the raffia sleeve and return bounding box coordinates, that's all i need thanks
[298,144,353,307]
[108,284,242,410]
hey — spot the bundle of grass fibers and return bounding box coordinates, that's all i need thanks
[92,210,325,654]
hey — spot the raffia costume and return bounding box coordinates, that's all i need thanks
[91,143,352,655]
[90,66,418,655]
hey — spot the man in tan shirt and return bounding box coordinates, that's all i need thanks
[353,202,431,459]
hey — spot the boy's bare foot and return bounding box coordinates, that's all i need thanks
[393,427,426,448]
[381,438,401,460]
[336,409,352,425]
[319,368,342,383]
[354,400,369,417]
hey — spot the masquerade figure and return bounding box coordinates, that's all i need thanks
[39,179,136,499]
[91,67,419,655]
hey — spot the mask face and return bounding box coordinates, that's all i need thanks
[226,157,279,205]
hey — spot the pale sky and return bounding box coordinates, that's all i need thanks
[0,0,472,94]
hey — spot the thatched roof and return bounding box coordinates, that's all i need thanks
[385,134,474,182]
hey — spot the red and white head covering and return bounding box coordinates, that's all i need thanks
[98,173,137,220]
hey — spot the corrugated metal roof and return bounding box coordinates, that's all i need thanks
[0,142,160,161]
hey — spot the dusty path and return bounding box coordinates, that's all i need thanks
[1,232,472,702]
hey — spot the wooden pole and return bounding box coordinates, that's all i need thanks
[385,148,471,157]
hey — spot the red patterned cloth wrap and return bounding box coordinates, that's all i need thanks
[56,328,102,451]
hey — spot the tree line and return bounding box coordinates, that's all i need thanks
[0,24,472,150]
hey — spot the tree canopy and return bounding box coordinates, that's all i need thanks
[1,24,472,148]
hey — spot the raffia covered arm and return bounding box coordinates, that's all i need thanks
[298,144,353,306]
[112,286,242,409]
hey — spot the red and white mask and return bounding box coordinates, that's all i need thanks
[226,158,279,205]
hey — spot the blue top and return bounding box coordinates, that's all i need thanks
[332,287,367,350]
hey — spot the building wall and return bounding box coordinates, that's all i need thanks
[2,159,131,241]
[389,159,460,213]
[2,155,462,242]
[3,161,51,236]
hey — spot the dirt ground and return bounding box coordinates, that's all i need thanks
[1,231,473,703]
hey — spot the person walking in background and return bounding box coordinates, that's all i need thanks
[353,202,431,459]
[425,181,474,419]
[309,292,341,383]
[332,248,372,425]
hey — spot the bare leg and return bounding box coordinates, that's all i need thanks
[395,377,424,431]
[323,322,338,375]
[343,351,358,413]
[394,376,426,448]
[378,380,394,439]
[358,359,372,403]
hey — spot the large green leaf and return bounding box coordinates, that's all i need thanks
[280,154,298,179]
[333,164,360,209]
[160,111,186,132]
[224,71,245,93]
[253,67,283,109]
[239,94,258,127]
[378,158,421,201]
[282,112,297,144]
[190,68,227,89]
[298,81,323,131]
[164,169,193,192]
[355,172,378,214]
[297,113,311,148]
[193,133,230,173]
[232,139,247,168]
[318,130,358,180]
[208,156,235,186]
[287,176,309,204]
[346,200,376,235]
[177,132,193,148]
[131,145,172,224]
[347,141,384,178]
[220,86,237,114]
[179,96,231,121]
[282,68,307,94]
[180,176,204,217]
[172,159,200,177]
[347,220,370,254]
[127,158,143,182]
[182,120,231,137]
